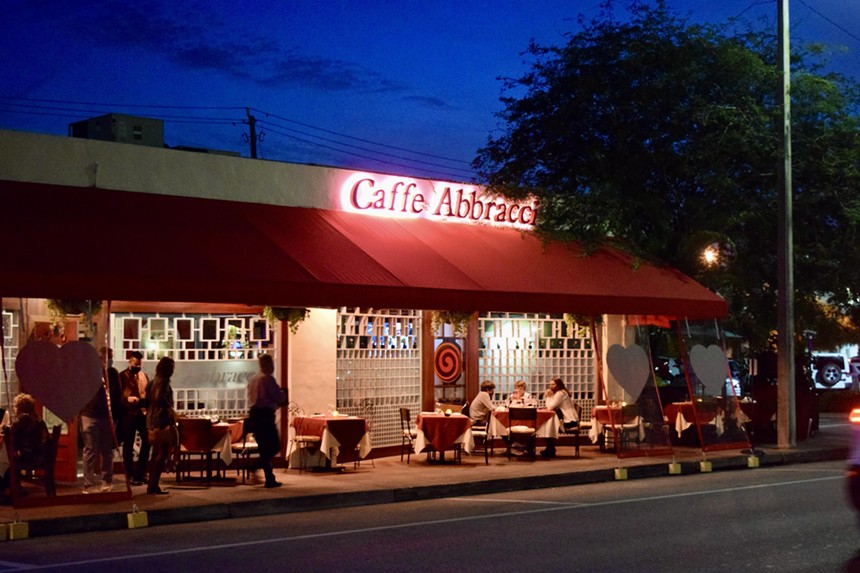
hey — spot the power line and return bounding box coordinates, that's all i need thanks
[0,96,477,179]
[261,124,474,181]
[251,107,471,165]
[256,118,474,176]
[796,0,860,46]
[0,96,244,112]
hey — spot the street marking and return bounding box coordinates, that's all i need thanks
[1,474,846,570]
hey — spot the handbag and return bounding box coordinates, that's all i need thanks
[148,425,177,446]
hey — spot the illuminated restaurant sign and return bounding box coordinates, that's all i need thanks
[340,173,537,229]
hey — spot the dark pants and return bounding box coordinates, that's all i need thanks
[122,413,151,481]
[249,407,279,484]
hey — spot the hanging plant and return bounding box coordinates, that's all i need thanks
[263,306,310,335]
[47,299,103,339]
[430,310,472,338]
[563,313,603,336]
[47,299,103,317]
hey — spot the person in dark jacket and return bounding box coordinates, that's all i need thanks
[146,357,176,495]
[119,351,150,485]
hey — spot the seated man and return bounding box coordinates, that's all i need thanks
[469,380,495,426]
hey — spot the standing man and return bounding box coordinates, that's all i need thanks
[79,374,114,493]
[119,351,150,485]
[247,353,286,489]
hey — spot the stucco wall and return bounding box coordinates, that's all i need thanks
[287,308,337,415]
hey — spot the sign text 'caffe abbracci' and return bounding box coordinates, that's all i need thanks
[341,173,537,230]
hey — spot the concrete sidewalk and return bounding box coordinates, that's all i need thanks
[2,414,852,539]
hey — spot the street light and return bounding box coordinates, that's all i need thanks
[701,244,719,267]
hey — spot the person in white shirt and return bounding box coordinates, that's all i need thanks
[469,380,495,426]
[541,377,579,458]
[505,380,536,407]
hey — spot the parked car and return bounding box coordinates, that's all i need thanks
[726,359,744,397]
[811,354,849,389]
[846,408,860,524]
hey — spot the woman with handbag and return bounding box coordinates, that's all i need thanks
[146,357,177,495]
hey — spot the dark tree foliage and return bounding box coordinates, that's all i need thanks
[474,0,860,352]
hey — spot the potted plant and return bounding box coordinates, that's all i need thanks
[263,306,310,335]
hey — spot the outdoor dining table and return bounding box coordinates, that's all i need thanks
[489,408,559,439]
[664,401,720,438]
[588,405,644,448]
[291,415,371,469]
[210,420,245,467]
[415,412,472,462]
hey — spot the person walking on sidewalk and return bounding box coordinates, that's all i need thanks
[247,353,286,488]
[146,356,177,495]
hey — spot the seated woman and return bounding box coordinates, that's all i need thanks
[541,377,579,458]
[2,394,50,495]
[505,380,536,407]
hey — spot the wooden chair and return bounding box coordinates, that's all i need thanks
[177,417,218,484]
[505,407,537,460]
[285,403,320,473]
[230,418,259,484]
[399,408,417,463]
[558,403,582,458]
[469,411,491,465]
[355,399,375,468]
[10,424,60,497]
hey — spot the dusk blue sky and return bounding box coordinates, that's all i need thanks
[2,1,859,181]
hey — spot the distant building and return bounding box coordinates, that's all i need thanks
[68,113,165,147]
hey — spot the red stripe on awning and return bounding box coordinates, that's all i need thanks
[0,181,726,318]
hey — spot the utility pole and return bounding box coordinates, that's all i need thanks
[777,0,796,448]
[245,108,258,159]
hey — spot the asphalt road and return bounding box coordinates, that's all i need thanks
[0,460,857,572]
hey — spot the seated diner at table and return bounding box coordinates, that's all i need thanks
[505,380,536,407]
[469,380,495,426]
[541,377,579,458]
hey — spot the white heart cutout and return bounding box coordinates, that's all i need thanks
[606,344,651,401]
[689,344,728,395]
[15,341,104,423]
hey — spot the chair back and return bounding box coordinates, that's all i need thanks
[359,398,375,427]
[399,408,412,431]
[241,417,254,443]
[507,407,538,429]
[446,404,464,414]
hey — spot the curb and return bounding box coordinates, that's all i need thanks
[25,446,848,538]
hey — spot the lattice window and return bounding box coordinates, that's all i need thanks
[111,313,274,362]
[1,310,20,406]
[111,312,277,418]
[336,308,422,448]
[478,313,597,420]
[174,388,247,420]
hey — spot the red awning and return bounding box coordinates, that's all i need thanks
[0,181,726,319]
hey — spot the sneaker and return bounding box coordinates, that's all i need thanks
[100,482,113,493]
[264,481,283,489]
[147,488,169,495]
